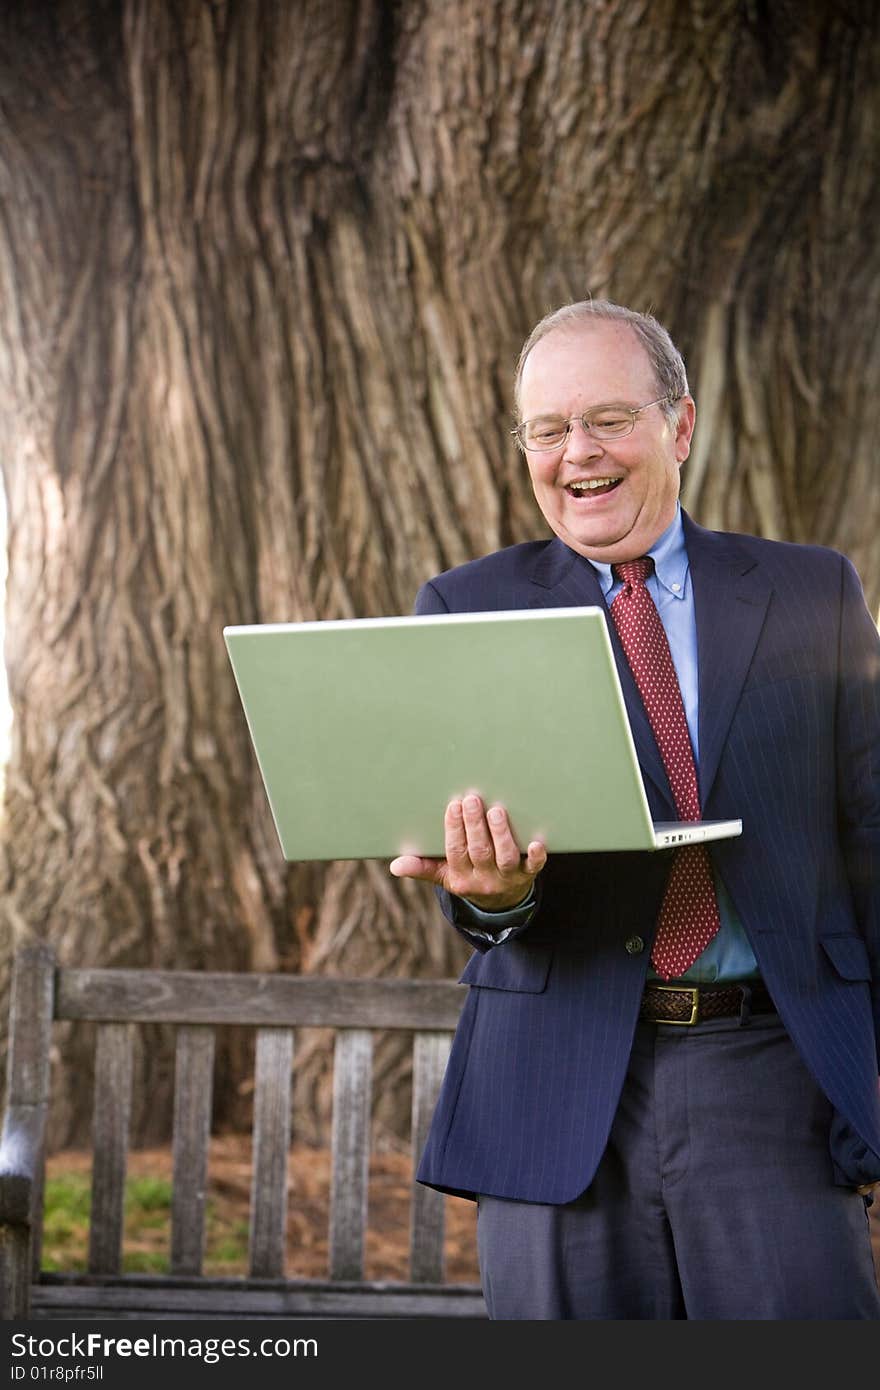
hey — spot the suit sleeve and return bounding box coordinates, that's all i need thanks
[835,555,880,1053]
[414,580,451,617]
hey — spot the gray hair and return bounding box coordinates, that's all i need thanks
[513,299,690,421]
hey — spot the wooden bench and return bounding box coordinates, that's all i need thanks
[0,943,485,1320]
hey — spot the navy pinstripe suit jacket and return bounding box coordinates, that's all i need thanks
[415,511,880,1203]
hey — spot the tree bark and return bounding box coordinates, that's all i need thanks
[0,0,877,1145]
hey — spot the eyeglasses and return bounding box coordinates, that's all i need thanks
[511,396,674,452]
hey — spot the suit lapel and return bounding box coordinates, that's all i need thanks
[529,539,672,808]
[683,514,773,808]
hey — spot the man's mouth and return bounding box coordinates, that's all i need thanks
[565,476,623,498]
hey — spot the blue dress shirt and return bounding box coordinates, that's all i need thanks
[462,505,759,984]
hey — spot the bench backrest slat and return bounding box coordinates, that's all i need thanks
[56,969,464,1029]
[410,1031,452,1282]
[171,1025,216,1276]
[4,946,54,1281]
[329,1029,373,1281]
[248,1027,294,1278]
[88,1023,134,1275]
[5,947,55,1110]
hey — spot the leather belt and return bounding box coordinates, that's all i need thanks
[639,980,776,1026]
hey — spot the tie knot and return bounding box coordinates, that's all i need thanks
[612,556,653,586]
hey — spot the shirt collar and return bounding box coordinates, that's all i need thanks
[589,504,689,599]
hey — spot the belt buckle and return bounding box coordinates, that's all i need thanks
[654,983,700,1025]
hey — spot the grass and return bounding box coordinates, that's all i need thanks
[41,1173,92,1268]
[40,1169,251,1275]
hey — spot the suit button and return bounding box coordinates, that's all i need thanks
[625,935,645,955]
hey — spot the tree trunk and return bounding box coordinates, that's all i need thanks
[0,0,877,1146]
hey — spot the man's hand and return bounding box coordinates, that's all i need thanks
[389,793,547,911]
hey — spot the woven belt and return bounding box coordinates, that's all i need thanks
[639,980,775,1026]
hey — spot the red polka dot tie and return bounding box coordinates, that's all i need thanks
[610,557,720,980]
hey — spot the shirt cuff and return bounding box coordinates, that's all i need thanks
[455,888,538,941]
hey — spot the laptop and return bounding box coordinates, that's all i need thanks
[223,608,742,862]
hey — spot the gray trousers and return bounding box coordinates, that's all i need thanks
[477,1012,880,1319]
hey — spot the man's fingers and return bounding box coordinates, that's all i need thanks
[389,854,445,885]
[390,800,548,905]
[523,839,548,877]
[461,794,497,867]
[444,798,472,871]
[450,798,547,884]
[486,804,527,874]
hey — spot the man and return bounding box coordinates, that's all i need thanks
[389,299,880,1319]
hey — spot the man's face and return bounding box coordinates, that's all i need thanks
[517,321,695,564]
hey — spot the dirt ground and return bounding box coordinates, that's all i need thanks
[46,1133,880,1289]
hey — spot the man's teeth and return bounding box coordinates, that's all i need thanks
[569,477,621,491]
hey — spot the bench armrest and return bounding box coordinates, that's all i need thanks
[0,1104,47,1228]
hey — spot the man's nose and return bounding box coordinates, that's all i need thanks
[562,417,604,462]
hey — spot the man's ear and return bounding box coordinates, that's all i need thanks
[674,396,696,464]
